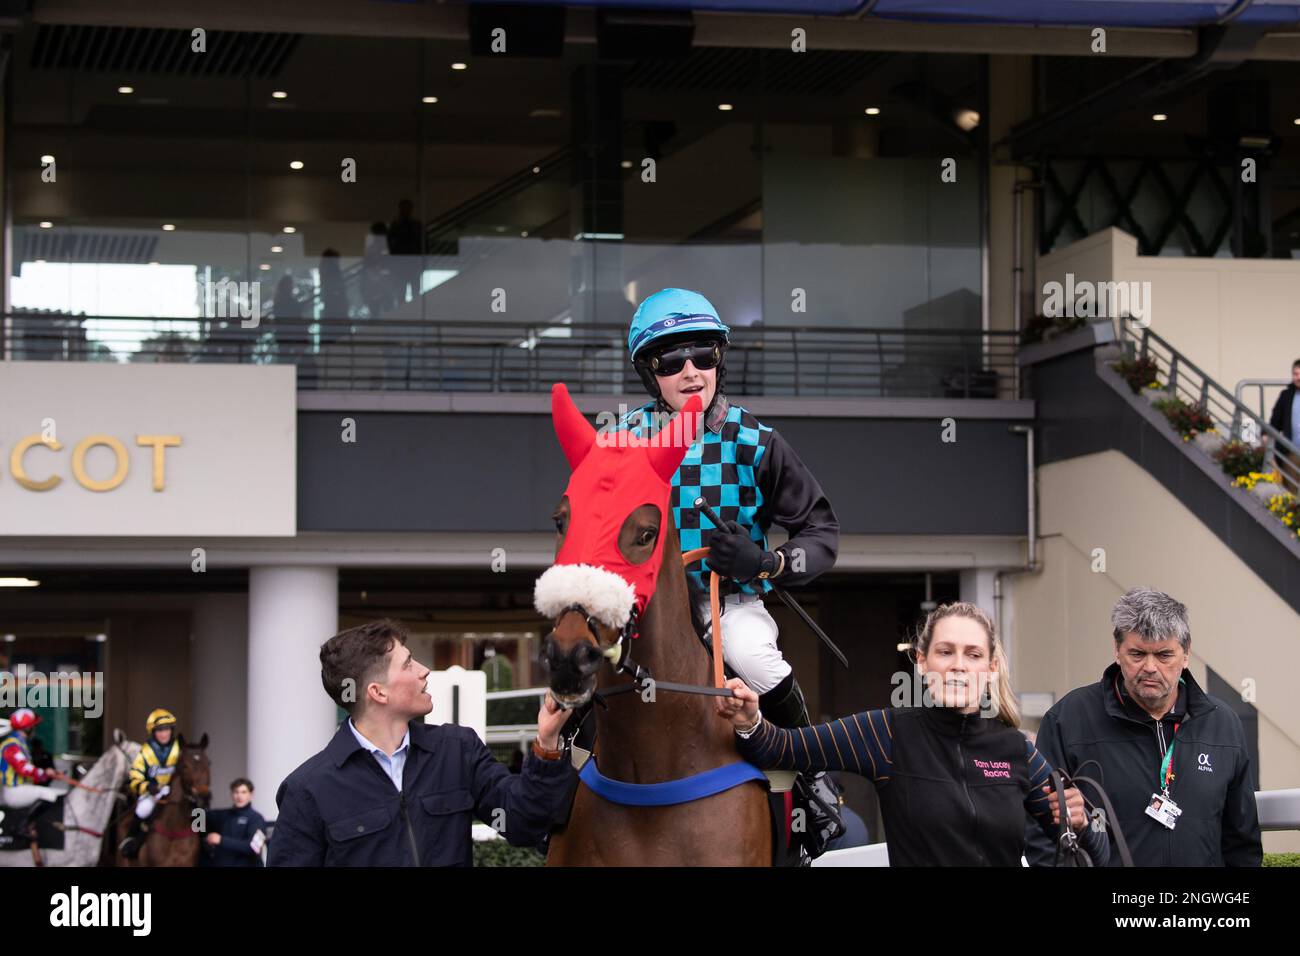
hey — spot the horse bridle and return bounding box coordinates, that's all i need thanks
[1051,763,1134,867]
[552,596,730,706]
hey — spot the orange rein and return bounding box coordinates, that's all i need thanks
[681,547,724,689]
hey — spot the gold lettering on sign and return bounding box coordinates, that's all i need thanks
[5,433,183,491]
[10,435,63,491]
[71,435,129,492]
[135,435,181,491]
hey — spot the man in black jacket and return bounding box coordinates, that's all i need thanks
[1025,588,1261,867]
[269,619,573,866]
[1266,359,1300,492]
[204,778,267,867]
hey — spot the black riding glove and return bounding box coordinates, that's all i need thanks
[707,521,775,582]
[146,779,160,795]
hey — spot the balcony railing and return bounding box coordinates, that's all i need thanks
[3,312,1021,399]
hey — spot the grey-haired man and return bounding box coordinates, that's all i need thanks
[1025,588,1261,866]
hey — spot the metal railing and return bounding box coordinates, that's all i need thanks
[486,687,548,753]
[1235,378,1291,421]
[1116,317,1300,490]
[4,312,1022,399]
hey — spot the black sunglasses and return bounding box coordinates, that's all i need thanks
[645,341,723,376]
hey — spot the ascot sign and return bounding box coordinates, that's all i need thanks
[8,432,181,492]
[0,361,296,536]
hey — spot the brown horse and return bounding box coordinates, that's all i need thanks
[116,734,211,868]
[537,384,771,866]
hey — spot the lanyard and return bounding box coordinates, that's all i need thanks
[1158,721,1179,793]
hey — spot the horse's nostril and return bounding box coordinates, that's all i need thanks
[575,642,603,672]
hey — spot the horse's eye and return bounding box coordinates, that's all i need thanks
[637,527,658,546]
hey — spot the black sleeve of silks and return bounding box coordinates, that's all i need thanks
[755,429,839,587]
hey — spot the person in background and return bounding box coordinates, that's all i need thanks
[1024,588,1261,867]
[119,708,182,860]
[0,710,64,820]
[360,222,393,320]
[317,249,350,349]
[1266,358,1300,492]
[205,777,268,867]
[387,198,424,303]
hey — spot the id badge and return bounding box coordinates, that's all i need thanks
[250,829,266,854]
[1145,792,1182,830]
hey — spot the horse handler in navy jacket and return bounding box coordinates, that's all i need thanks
[269,619,573,866]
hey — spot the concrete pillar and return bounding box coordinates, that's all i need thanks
[191,593,248,800]
[247,566,338,803]
[961,568,1014,666]
[959,569,998,624]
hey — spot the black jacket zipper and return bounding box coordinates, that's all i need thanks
[1153,714,1191,865]
[955,717,985,865]
[398,790,421,867]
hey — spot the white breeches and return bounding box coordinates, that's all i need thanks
[1,785,62,809]
[695,591,791,695]
[134,785,169,819]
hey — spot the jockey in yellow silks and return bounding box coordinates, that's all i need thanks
[119,708,181,859]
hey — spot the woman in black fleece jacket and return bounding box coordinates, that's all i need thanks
[715,602,1109,867]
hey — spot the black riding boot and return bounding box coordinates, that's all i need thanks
[759,673,845,859]
[119,813,147,860]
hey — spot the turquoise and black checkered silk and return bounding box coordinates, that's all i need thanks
[621,399,773,595]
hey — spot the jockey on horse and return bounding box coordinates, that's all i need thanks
[0,709,65,830]
[569,287,845,857]
[118,708,182,859]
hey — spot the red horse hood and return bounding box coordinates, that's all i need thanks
[533,383,702,630]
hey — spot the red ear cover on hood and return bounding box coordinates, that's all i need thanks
[547,383,703,623]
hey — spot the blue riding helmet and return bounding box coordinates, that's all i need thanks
[627,288,730,360]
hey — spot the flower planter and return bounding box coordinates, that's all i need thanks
[1192,431,1223,456]
[1251,482,1285,503]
